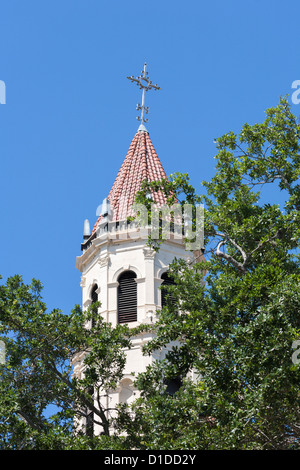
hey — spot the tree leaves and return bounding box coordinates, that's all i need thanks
[120,97,300,449]
[1,97,300,449]
[0,275,132,449]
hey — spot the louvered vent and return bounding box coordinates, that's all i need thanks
[118,271,137,324]
[161,272,176,308]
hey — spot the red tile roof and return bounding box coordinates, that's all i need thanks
[92,129,168,233]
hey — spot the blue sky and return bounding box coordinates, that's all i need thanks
[0,0,299,315]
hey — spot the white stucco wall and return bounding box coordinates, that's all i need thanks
[75,224,192,433]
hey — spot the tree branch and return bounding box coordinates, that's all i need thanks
[215,240,247,274]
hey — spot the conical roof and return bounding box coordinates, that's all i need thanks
[92,128,168,233]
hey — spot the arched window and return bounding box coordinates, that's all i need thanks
[117,271,137,324]
[164,377,182,396]
[91,284,98,303]
[90,284,98,328]
[161,272,176,308]
[85,386,94,437]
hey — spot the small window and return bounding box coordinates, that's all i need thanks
[161,272,176,308]
[117,271,137,324]
[86,410,93,437]
[164,377,182,396]
[85,386,94,437]
[91,284,98,303]
[90,284,98,327]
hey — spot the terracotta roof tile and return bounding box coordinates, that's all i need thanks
[92,129,168,233]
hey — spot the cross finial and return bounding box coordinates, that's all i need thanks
[127,63,161,128]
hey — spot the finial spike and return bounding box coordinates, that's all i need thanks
[127,63,161,128]
[83,219,91,240]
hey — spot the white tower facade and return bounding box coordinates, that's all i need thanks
[74,65,199,435]
[74,125,193,435]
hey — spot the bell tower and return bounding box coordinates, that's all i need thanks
[74,64,192,435]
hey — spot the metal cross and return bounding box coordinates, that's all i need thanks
[127,63,161,124]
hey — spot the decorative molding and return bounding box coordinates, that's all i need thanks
[154,277,164,285]
[112,265,142,282]
[156,266,169,279]
[80,276,86,287]
[107,281,119,288]
[98,255,110,267]
[143,247,156,260]
[141,309,155,324]
[87,281,100,298]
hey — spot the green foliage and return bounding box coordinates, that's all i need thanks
[1,97,299,449]
[0,275,131,449]
[119,97,300,449]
